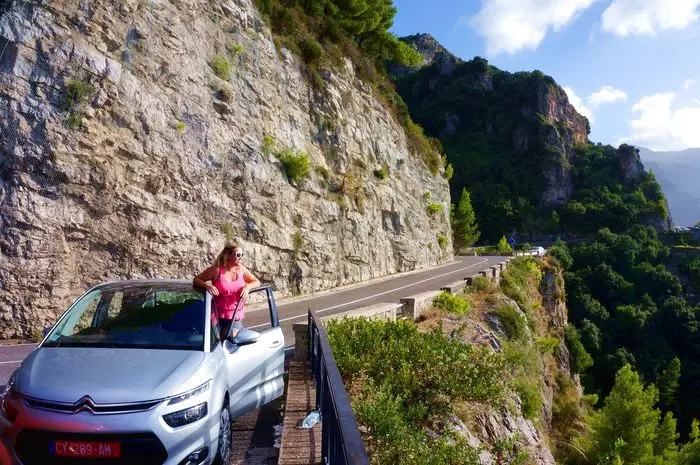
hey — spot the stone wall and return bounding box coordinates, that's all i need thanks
[0,0,452,338]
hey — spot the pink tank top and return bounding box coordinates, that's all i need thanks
[213,266,246,320]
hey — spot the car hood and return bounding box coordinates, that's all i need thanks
[16,347,205,404]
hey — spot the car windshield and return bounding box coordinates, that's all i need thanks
[43,282,206,351]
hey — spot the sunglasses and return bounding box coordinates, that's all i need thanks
[226,251,244,258]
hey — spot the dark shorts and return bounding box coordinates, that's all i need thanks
[219,318,244,339]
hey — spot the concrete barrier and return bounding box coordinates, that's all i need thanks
[400,289,443,320]
[440,279,468,294]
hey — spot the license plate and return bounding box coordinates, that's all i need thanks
[49,440,122,458]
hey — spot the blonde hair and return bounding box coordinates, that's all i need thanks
[214,243,241,267]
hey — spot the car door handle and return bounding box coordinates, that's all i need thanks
[269,340,281,348]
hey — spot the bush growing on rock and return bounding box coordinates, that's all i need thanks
[210,55,232,79]
[277,148,311,183]
[432,291,470,316]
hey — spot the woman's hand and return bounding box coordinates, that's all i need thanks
[240,286,250,300]
[207,284,220,296]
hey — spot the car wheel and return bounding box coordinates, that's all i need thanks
[214,404,232,465]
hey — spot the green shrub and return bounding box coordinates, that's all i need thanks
[472,275,491,292]
[226,42,244,55]
[314,165,329,180]
[327,318,508,422]
[432,292,470,316]
[497,235,513,254]
[437,234,448,250]
[61,80,96,111]
[373,164,389,180]
[65,113,83,129]
[491,304,526,340]
[277,148,311,183]
[219,222,235,241]
[515,379,541,420]
[292,230,304,254]
[564,325,593,373]
[210,55,232,79]
[535,336,560,353]
[427,202,444,214]
[261,134,276,157]
[174,120,186,132]
[298,37,323,64]
[443,163,454,181]
[423,191,431,201]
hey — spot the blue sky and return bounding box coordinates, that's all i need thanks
[390,0,700,151]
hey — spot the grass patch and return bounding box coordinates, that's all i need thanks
[61,80,96,111]
[277,148,311,183]
[471,275,492,292]
[65,113,83,129]
[490,304,526,340]
[432,292,470,316]
[210,55,232,80]
[427,202,444,214]
[373,163,389,180]
[219,223,235,241]
[437,234,448,250]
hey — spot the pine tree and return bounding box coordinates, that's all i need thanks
[451,188,480,251]
[657,357,681,409]
[589,365,657,463]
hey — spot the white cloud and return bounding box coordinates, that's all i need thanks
[601,0,700,36]
[588,85,628,107]
[467,0,597,55]
[563,85,628,122]
[683,78,697,89]
[620,93,700,150]
[563,86,595,122]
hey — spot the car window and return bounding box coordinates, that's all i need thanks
[44,283,206,351]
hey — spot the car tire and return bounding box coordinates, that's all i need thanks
[214,403,232,465]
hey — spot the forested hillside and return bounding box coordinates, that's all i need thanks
[393,35,700,464]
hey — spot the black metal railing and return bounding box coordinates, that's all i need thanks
[308,310,370,465]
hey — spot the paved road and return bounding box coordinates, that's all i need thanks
[0,255,502,385]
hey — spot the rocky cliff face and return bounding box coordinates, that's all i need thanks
[0,0,452,338]
[389,33,461,78]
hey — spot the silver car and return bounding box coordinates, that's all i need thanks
[0,280,285,465]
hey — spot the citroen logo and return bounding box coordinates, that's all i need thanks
[72,396,97,414]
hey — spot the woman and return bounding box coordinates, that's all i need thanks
[193,243,261,340]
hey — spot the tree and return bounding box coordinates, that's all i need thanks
[451,188,480,250]
[496,235,512,254]
[657,357,681,410]
[587,365,678,465]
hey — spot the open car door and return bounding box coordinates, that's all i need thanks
[222,286,285,420]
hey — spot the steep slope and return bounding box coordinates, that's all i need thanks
[639,147,700,227]
[393,36,669,242]
[0,0,452,338]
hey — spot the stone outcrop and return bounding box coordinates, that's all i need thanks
[389,33,461,78]
[0,0,452,337]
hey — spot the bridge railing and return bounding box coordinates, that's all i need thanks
[308,310,370,465]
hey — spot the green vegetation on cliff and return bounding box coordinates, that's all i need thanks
[393,55,668,241]
[254,0,445,174]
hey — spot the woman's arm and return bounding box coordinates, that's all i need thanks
[240,266,261,299]
[193,266,220,296]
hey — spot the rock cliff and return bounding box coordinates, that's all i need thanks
[0,0,452,338]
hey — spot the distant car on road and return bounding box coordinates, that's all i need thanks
[529,246,546,257]
[0,280,285,465]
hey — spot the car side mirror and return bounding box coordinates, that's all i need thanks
[233,329,260,346]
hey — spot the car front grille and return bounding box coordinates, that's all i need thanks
[15,429,168,465]
[23,397,161,414]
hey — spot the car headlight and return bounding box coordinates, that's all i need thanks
[168,380,211,406]
[163,402,207,428]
